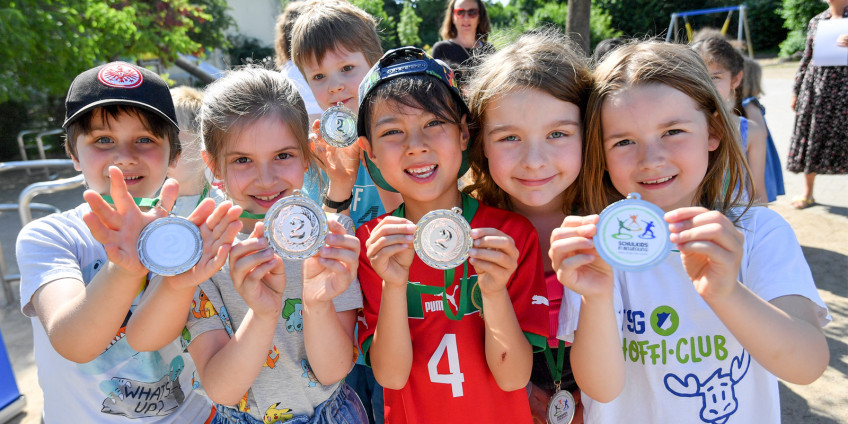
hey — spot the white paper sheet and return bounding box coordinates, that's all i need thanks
[813,18,848,67]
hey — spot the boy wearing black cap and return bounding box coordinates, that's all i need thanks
[16,62,217,423]
[354,48,549,423]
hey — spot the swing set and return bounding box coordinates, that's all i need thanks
[665,5,754,56]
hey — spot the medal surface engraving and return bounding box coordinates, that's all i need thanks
[138,215,203,276]
[547,390,576,424]
[414,207,472,270]
[594,192,672,271]
[264,190,328,260]
[320,102,358,148]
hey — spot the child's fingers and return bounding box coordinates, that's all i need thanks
[664,206,711,224]
[318,244,359,268]
[230,248,275,286]
[186,198,217,227]
[468,247,516,273]
[106,166,135,215]
[324,233,360,253]
[83,190,121,230]
[365,234,413,259]
[549,237,596,268]
[157,178,180,215]
[82,211,113,243]
[550,223,597,243]
[327,218,347,235]
[559,214,599,228]
[367,243,410,263]
[315,257,352,278]
[471,232,518,257]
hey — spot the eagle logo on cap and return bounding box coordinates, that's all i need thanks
[97,62,143,89]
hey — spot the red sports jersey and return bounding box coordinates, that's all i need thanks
[356,199,549,424]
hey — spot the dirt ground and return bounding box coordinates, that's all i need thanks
[0,59,845,423]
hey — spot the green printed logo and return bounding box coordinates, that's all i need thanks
[650,305,679,336]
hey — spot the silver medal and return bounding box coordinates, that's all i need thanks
[320,102,358,148]
[594,192,672,271]
[264,189,328,260]
[137,215,203,276]
[414,207,472,270]
[547,390,576,424]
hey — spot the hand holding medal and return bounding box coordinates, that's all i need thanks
[264,190,329,260]
[319,102,359,148]
[302,218,361,305]
[228,221,287,319]
[593,193,672,271]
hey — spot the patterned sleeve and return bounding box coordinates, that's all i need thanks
[506,219,550,352]
[794,14,818,95]
[355,222,382,364]
[184,277,229,345]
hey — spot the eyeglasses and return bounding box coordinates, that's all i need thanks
[453,8,479,18]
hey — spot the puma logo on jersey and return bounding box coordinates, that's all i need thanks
[426,285,459,314]
[532,295,549,306]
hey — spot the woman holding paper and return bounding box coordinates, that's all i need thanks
[787,0,848,209]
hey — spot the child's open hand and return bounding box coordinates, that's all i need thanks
[468,228,518,295]
[549,215,613,299]
[364,216,416,287]
[165,199,243,290]
[310,119,361,187]
[666,207,744,300]
[228,222,287,318]
[303,218,361,306]
[82,166,178,276]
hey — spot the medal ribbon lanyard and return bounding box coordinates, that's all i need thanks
[543,340,567,392]
[101,195,160,208]
[392,193,478,320]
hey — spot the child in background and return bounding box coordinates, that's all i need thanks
[737,57,785,202]
[552,41,830,423]
[290,2,398,421]
[169,86,226,217]
[124,66,367,423]
[274,0,323,123]
[463,29,591,423]
[692,36,768,203]
[15,62,221,423]
[291,0,402,229]
[356,47,549,423]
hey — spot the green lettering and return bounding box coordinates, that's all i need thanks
[676,338,689,363]
[622,338,628,359]
[646,343,661,365]
[637,340,650,364]
[629,340,641,362]
[690,337,702,363]
[661,339,667,365]
[715,335,728,360]
[697,335,712,358]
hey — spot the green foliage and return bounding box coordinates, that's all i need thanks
[412,0,448,49]
[488,2,620,50]
[0,0,233,104]
[398,2,423,47]
[352,0,398,49]
[779,0,826,56]
[226,34,274,67]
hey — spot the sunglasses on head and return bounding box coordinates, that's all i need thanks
[453,8,479,18]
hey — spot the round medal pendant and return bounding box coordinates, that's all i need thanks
[264,190,328,260]
[414,207,472,270]
[547,390,576,424]
[137,215,203,276]
[320,102,358,148]
[594,192,672,271]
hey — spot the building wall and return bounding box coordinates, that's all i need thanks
[227,0,282,47]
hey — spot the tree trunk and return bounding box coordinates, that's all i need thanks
[566,0,591,55]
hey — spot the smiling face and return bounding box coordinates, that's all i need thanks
[301,47,371,111]
[482,88,582,213]
[72,110,172,197]
[601,83,719,212]
[363,100,469,214]
[213,116,308,217]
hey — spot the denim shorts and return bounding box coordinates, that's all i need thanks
[211,383,368,424]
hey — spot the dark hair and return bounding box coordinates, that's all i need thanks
[691,36,744,77]
[65,105,180,163]
[274,0,308,67]
[592,37,627,66]
[439,0,491,43]
[360,75,464,143]
[291,0,383,72]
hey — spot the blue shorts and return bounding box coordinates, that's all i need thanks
[211,383,367,424]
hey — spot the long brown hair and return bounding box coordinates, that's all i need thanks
[464,28,592,213]
[439,0,491,44]
[583,41,752,218]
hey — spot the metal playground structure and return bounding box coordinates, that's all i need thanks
[666,5,754,56]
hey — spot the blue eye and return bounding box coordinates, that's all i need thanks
[138,137,154,144]
[95,136,113,144]
[665,129,684,136]
[425,119,445,128]
[613,139,634,148]
[499,135,519,142]
[549,131,566,139]
[312,74,325,81]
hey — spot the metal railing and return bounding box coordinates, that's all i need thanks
[0,160,85,304]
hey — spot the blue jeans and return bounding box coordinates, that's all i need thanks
[345,364,384,424]
[211,384,368,424]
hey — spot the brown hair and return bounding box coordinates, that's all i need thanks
[735,56,763,116]
[65,105,180,163]
[274,0,308,68]
[464,28,592,213]
[439,0,491,43]
[290,0,383,73]
[584,40,752,217]
[199,66,312,180]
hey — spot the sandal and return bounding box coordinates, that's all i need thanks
[791,196,815,209]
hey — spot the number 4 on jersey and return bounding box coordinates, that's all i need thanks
[428,334,465,397]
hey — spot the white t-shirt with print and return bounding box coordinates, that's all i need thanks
[17,203,212,424]
[557,206,830,424]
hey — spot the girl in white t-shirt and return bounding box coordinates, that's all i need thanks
[550,41,830,423]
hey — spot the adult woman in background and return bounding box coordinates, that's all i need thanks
[787,0,848,209]
[431,0,493,87]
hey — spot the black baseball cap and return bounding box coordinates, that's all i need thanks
[63,61,178,129]
[356,47,471,192]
